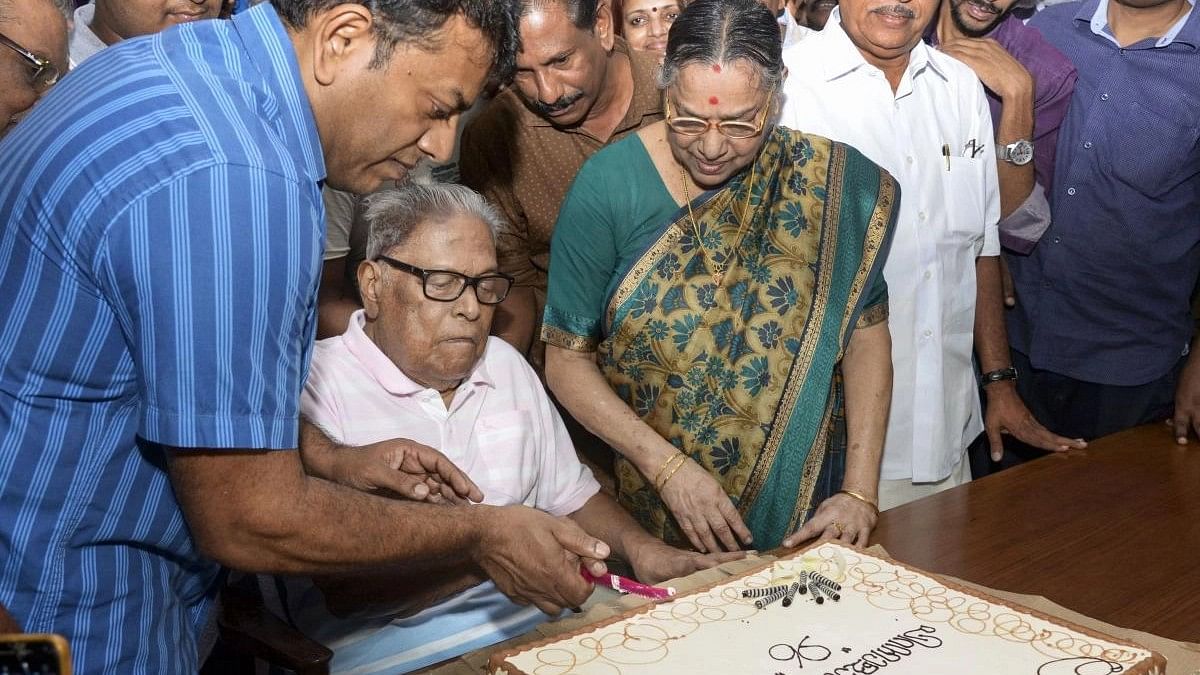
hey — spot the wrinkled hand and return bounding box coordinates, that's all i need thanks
[473,505,610,615]
[939,37,1033,101]
[783,492,876,548]
[1169,351,1200,444]
[628,541,746,586]
[984,383,1086,460]
[331,438,484,504]
[657,457,753,553]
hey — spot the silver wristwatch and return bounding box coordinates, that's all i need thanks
[996,139,1034,166]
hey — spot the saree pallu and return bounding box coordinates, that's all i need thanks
[598,128,897,548]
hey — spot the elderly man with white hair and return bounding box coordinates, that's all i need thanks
[284,183,741,675]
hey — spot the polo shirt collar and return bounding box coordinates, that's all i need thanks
[1077,0,1198,49]
[822,10,948,82]
[342,310,494,397]
[525,37,663,132]
[68,3,108,69]
[232,3,326,182]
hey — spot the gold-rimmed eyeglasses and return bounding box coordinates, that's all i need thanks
[664,85,775,139]
[0,32,61,93]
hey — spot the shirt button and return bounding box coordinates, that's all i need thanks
[923,329,933,338]
[924,270,932,280]
[906,155,914,164]
[1053,236,1061,244]
[918,211,927,221]
[1067,187,1077,196]
[1083,141,1093,149]
[1100,92,1110,101]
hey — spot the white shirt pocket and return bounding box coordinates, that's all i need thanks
[941,155,988,251]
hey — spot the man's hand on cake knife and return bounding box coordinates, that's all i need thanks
[782,493,877,548]
[472,505,611,615]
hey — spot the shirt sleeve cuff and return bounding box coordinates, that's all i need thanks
[998,183,1052,255]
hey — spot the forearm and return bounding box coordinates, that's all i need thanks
[568,492,659,565]
[315,559,486,621]
[491,286,537,355]
[545,345,678,480]
[973,256,1012,374]
[994,90,1035,219]
[167,449,489,576]
[839,321,891,499]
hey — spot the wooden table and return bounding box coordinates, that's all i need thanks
[872,423,1200,643]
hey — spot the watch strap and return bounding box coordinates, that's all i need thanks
[981,367,1018,385]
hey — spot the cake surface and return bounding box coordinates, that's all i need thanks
[488,541,1165,674]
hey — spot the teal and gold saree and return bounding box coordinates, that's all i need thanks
[543,127,898,548]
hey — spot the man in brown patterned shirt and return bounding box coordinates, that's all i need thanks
[459,0,664,371]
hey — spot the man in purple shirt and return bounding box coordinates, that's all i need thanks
[1007,0,1199,446]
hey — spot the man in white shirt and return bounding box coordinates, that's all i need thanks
[780,0,1075,508]
[289,183,738,674]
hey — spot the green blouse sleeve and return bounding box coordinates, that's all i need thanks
[541,155,620,353]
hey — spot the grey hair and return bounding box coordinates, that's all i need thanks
[363,183,503,261]
[657,0,784,92]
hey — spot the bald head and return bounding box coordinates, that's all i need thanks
[0,0,68,138]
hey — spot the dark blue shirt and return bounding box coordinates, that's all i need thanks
[1009,0,1200,385]
[0,4,324,673]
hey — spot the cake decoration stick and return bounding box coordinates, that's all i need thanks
[806,578,825,604]
[781,582,800,607]
[742,584,790,599]
[754,586,789,609]
[580,567,676,600]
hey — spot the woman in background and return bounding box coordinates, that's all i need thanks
[612,0,683,55]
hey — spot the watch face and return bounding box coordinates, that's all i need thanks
[1009,140,1034,166]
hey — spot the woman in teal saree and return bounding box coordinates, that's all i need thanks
[542,0,899,553]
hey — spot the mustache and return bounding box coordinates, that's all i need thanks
[870,4,916,17]
[531,90,585,116]
[960,0,1001,12]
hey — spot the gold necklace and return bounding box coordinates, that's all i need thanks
[678,165,755,288]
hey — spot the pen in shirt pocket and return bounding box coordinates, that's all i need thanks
[942,143,951,171]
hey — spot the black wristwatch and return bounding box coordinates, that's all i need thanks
[981,367,1018,385]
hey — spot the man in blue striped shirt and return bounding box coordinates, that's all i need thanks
[0,1,615,672]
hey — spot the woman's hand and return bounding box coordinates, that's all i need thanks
[627,540,746,585]
[782,492,877,548]
[657,457,753,553]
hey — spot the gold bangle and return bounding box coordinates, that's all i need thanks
[837,488,879,514]
[651,451,684,487]
[657,454,689,491]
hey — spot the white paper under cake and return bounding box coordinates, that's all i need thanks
[489,542,1164,674]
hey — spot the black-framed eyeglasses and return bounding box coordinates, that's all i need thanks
[0,32,60,93]
[664,85,776,139]
[376,256,514,305]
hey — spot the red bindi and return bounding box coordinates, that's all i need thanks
[708,96,720,105]
[711,64,722,73]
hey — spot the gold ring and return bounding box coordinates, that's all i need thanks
[832,521,845,537]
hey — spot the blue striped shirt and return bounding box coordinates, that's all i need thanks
[0,5,325,673]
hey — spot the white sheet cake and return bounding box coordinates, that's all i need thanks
[488,541,1165,674]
